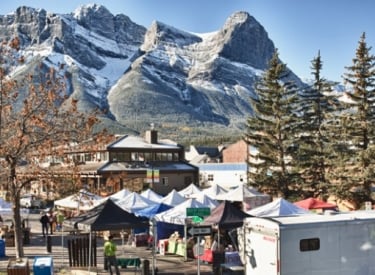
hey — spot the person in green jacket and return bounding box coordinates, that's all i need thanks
[104,235,120,275]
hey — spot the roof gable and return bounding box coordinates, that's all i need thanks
[108,135,180,150]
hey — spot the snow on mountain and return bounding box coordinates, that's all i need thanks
[0,5,304,140]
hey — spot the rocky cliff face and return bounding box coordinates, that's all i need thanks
[0,4,302,141]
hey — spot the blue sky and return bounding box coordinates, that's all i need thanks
[1,0,374,83]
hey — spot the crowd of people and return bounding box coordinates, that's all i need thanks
[39,209,65,237]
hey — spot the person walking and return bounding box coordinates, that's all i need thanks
[104,235,120,275]
[56,211,65,231]
[48,210,56,234]
[40,213,49,237]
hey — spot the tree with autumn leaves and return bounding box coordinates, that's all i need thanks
[0,38,99,258]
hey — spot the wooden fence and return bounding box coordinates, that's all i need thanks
[67,234,97,267]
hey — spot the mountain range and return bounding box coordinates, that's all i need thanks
[0,4,304,142]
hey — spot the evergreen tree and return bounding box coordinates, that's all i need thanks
[296,51,337,198]
[332,32,375,206]
[245,50,300,198]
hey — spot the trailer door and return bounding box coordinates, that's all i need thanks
[245,227,279,275]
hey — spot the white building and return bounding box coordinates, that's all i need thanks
[196,162,247,190]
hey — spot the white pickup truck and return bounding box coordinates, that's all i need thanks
[20,194,43,208]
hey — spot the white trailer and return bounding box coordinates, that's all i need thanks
[243,211,375,275]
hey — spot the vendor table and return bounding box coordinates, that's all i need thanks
[117,257,141,274]
[220,263,244,275]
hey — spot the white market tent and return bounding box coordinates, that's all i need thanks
[160,189,186,207]
[216,183,271,210]
[201,183,229,199]
[154,198,207,225]
[247,198,312,217]
[216,183,269,201]
[195,193,219,209]
[141,189,163,203]
[116,192,159,213]
[108,188,132,201]
[54,189,103,211]
[178,183,202,198]
[95,188,132,205]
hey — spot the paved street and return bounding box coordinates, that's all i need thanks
[0,213,214,274]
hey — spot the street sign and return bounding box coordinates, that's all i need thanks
[186,207,210,217]
[187,226,212,237]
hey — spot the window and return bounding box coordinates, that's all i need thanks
[208,174,214,181]
[155,153,162,161]
[300,238,320,252]
[144,152,153,161]
[138,152,145,161]
[161,177,168,186]
[131,152,139,161]
[100,152,108,161]
[173,152,179,161]
[161,153,168,161]
[123,152,131,161]
[109,152,118,162]
[84,153,92,162]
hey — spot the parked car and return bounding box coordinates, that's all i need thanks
[20,194,43,209]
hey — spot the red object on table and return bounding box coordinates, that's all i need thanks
[158,239,169,255]
[198,249,213,263]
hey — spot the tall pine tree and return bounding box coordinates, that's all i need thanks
[245,50,300,198]
[333,32,375,206]
[296,51,337,198]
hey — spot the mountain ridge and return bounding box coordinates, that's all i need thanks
[0,4,304,142]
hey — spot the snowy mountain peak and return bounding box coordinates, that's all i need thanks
[0,5,303,140]
[223,11,252,28]
[73,3,106,17]
[142,20,202,51]
[73,4,117,39]
[218,11,275,70]
[12,6,46,25]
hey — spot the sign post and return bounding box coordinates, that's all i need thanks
[187,226,212,237]
[188,227,212,275]
[186,207,212,275]
[186,207,210,217]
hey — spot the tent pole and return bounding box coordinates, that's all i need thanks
[184,222,187,261]
[197,235,201,275]
[218,225,220,248]
[152,219,156,275]
[61,224,64,269]
[121,229,125,254]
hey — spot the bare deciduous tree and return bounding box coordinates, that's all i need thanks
[0,37,99,258]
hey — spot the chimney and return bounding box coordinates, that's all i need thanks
[145,123,158,144]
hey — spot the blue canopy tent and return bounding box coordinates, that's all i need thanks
[134,203,181,241]
[135,203,172,219]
